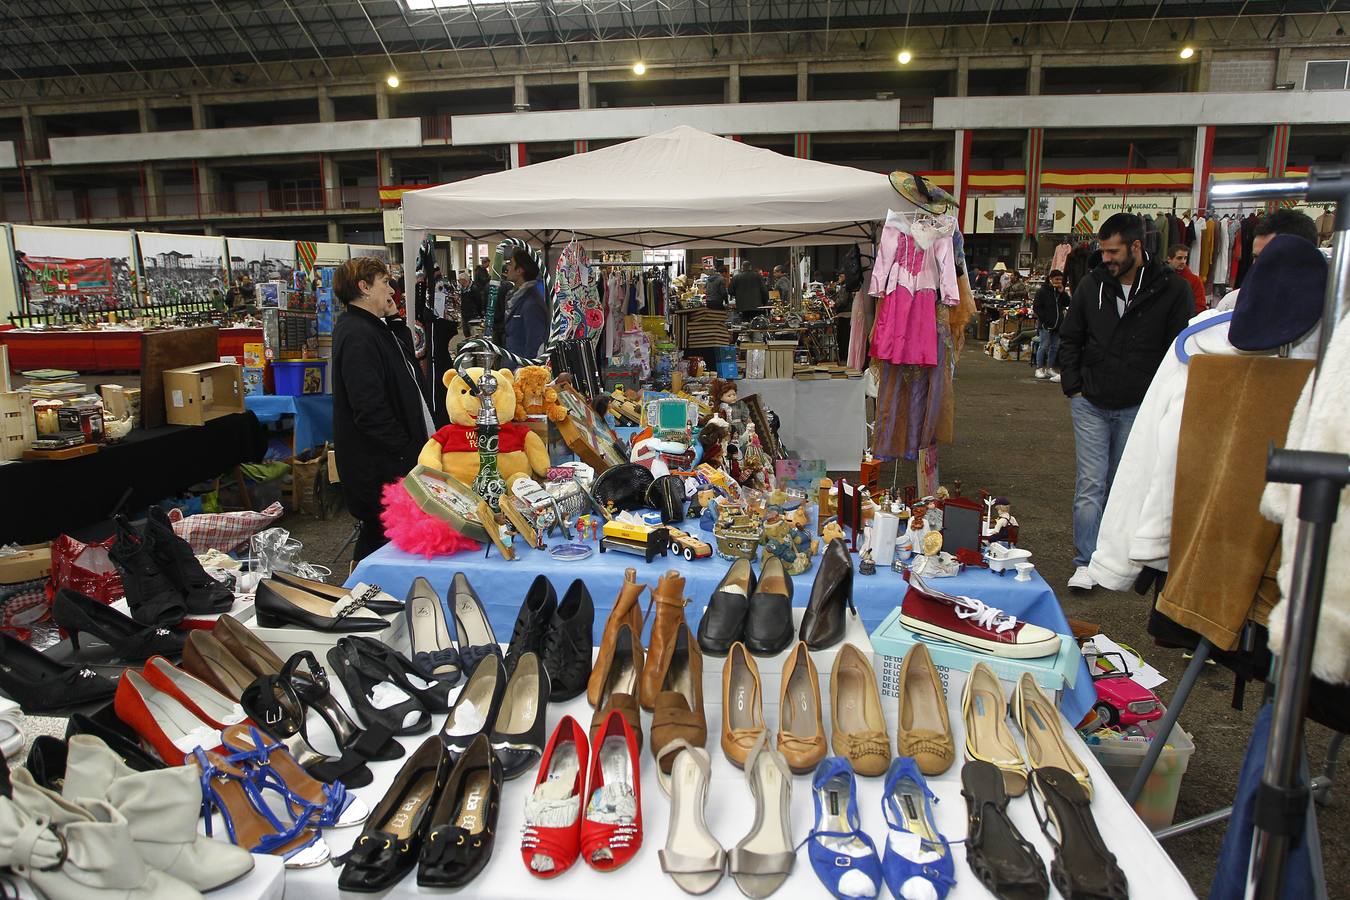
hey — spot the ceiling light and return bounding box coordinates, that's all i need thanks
[633,61,647,75]
[898,50,912,65]
[386,74,400,88]
[1179,46,1195,60]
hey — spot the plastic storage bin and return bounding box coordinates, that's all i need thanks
[1087,717,1195,830]
[272,360,327,396]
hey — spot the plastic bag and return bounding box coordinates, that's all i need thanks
[49,534,124,605]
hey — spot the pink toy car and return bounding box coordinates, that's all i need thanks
[1087,650,1164,728]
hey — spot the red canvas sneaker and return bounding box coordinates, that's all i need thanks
[899,574,1061,659]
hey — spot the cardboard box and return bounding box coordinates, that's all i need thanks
[163,362,244,426]
[869,604,1080,705]
[0,543,51,584]
[99,385,141,423]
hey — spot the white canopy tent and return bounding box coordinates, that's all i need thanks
[399,125,910,264]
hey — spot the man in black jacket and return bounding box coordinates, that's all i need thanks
[1059,213,1193,592]
[332,256,436,562]
[1032,269,1071,381]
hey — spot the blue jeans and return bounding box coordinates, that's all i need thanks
[1070,395,1139,567]
[1035,326,1060,369]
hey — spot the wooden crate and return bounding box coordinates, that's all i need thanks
[0,390,35,462]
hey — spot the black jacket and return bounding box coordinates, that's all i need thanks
[1033,284,1071,332]
[1058,254,1193,410]
[332,305,432,521]
[730,271,768,313]
[704,273,728,310]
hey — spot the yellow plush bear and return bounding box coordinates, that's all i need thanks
[511,365,568,423]
[417,367,550,489]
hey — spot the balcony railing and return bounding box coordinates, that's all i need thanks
[422,115,452,143]
[10,186,381,225]
[899,97,934,125]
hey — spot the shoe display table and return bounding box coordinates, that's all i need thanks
[279,646,1197,900]
[739,377,866,470]
[348,544,1099,725]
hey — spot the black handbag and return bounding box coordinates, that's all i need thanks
[646,474,687,524]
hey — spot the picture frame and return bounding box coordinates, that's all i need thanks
[939,494,985,555]
[556,386,627,473]
[740,393,783,459]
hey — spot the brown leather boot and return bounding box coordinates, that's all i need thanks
[650,623,706,774]
[588,622,645,751]
[587,567,647,708]
[638,570,688,711]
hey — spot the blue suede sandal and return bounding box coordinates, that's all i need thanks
[804,756,883,899]
[881,757,956,900]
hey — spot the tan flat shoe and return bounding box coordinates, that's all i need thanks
[961,662,1027,796]
[1013,672,1091,798]
[828,644,890,777]
[721,642,765,768]
[895,643,955,775]
[776,642,826,774]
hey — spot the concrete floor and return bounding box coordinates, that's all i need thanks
[281,347,1348,896]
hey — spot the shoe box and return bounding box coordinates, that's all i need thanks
[698,607,875,707]
[869,605,1081,707]
[237,604,411,662]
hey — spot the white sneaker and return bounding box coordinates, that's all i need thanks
[1067,566,1096,591]
[1034,368,1047,379]
[1049,371,1062,383]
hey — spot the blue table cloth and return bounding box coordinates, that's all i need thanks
[347,533,1096,723]
[244,395,333,453]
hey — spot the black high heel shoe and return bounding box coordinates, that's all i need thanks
[0,633,118,712]
[145,505,234,614]
[327,639,434,737]
[448,573,502,675]
[346,635,458,708]
[51,588,185,661]
[282,651,404,762]
[241,671,374,789]
[108,514,187,627]
[25,734,68,791]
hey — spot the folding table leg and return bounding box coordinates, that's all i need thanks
[1127,637,1212,804]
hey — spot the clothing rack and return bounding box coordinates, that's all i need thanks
[1122,169,1348,900]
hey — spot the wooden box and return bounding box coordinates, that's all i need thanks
[0,390,35,462]
[99,385,141,422]
[163,362,244,426]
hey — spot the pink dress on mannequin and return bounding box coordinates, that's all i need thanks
[868,211,958,366]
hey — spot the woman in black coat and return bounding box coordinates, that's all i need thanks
[332,256,436,562]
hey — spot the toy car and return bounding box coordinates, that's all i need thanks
[665,526,713,561]
[1086,650,1164,728]
[599,519,671,563]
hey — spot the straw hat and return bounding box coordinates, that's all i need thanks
[889,171,956,214]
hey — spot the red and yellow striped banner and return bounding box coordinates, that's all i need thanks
[1040,169,1193,191]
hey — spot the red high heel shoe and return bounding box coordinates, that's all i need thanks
[521,716,589,879]
[141,656,251,730]
[115,668,230,765]
[580,709,643,872]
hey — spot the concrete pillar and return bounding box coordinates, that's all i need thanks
[137,99,155,132]
[376,150,394,185]
[728,64,741,103]
[1193,49,1213,92]
[796,61,809,101]
[142,163,164,217]
[198,164,220,214]
[20,105,46,158]
[375,86,390,119]
[1191,125,1215,211]
[320,154,339,211]
[317,87,335,122]
[327,221,341,243]
[578,71,591,109]
[1027,53,1042,96]
[1275,47,1291,87]
[513,75,528,109]
[955,56,969,97]
[190,95,209,129]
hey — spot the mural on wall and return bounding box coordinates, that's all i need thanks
[13,225,136,314]
[136,232,228,308]
[227,238,296,287]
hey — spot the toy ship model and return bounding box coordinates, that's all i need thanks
[714,512,762,561]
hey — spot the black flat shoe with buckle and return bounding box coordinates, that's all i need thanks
[337,736,447,893]
[417,734,503,888]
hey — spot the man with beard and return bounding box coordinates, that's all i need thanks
[1058,213,1192,592]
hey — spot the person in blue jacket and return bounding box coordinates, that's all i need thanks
[503,247,549,362]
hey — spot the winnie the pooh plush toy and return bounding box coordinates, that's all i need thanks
[418,367,550,489]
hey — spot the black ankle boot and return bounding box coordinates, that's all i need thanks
[144,506,233,614]
[543,579,594,702]
[503,575,557,675]
[108,514,187,627]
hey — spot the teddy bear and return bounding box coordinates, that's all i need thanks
[512,365,568,423]
[417,366,550,490]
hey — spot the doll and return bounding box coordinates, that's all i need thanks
[698,418,733,478]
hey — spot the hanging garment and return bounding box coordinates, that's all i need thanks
[551,243,604,344]
[868,211,958,366]
[847,288,870,371]
[1066,245,1093,288]
[1235,215,1258,287]
[1051,242,1071,274]
[1261,320,1350,684]
[1198,215,1215,282]
[1212,217,1231,287]
[1229,223,1242,286]
[1154,354,1314,650]
[604,273,624,358]
[1142,217,1161,259]
[871,306,955,461]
